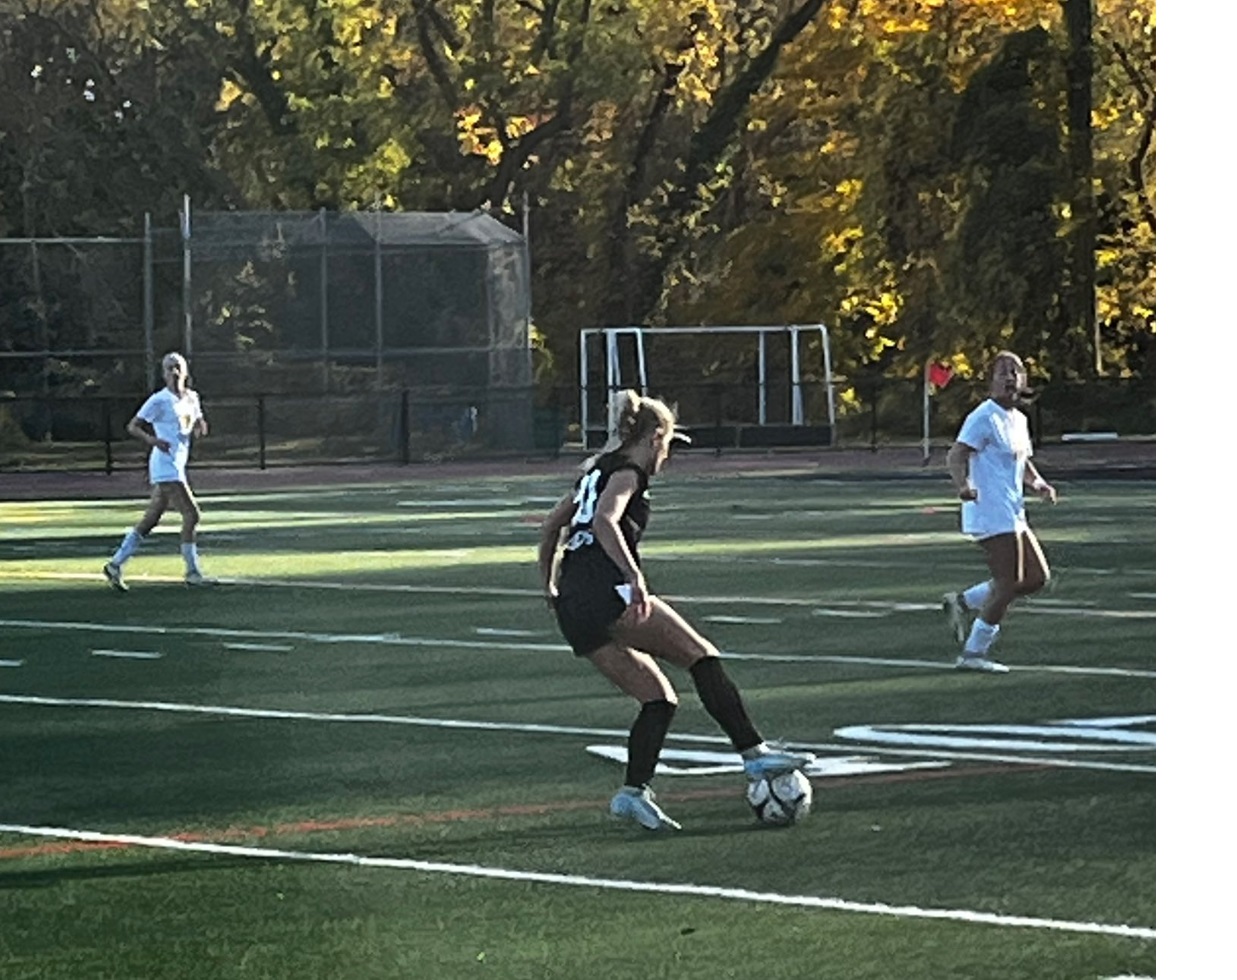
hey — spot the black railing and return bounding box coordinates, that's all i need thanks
[0,376,1155,473]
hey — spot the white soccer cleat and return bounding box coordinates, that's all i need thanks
[942,592,971,644]
[184,570,213,587]
[609,786,682,831]
[103,562,128,593]
[955,654,1010,674]
[743,748,816,779]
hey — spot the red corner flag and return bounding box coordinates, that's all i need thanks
[927,362,954,389]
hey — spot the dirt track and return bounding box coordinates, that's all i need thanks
[0,439,1155,501]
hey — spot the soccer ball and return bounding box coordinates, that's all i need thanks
[746,770,813,826]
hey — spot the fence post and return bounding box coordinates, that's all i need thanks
[400,389,410,465]
[103,399,114,475]
[869,378,879,451]
[257,394,267,470]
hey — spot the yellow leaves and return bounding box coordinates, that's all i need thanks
[1096,247,1121,270]
[374,138,411,173]
[456,107,548,166]
[823,226,863,256]
[835,178,863,200]
[216,78,245,112]
[840,289,901,328]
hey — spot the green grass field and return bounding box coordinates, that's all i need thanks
[0,466,1155,979]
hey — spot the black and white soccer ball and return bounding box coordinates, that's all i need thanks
[746,770,813,826]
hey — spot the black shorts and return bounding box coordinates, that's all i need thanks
[554,551,630,657]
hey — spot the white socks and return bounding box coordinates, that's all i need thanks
[962,580,993,612]
[110,529,143,566]
[181,542,201,574]
[964,618,1000,655]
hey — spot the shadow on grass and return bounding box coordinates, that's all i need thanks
[0,854,255,890]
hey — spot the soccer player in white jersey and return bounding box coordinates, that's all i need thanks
[942,351,1057,672]
[103,352,209,590]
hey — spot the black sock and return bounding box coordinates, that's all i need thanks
[625,699,676,788]
[690,656,761,753]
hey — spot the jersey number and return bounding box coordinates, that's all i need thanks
[564,470,602,551]
[571,470,602,527]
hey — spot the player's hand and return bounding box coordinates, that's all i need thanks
[544,587,558,612]
[958,486,977,502]
[153,438,172,453]
[623,575,651,624]
[1036,482,1057,504]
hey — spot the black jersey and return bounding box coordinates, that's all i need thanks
[560,452,651,572]
[553,453,651,656]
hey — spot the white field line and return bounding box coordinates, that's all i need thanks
[0,570,1157,622]
[222,642,293,652]
[0,693,1156,774]
[0,618,1156,679]
[0,659,25,668]
[0,823,1156,941]
[90,649,163,660]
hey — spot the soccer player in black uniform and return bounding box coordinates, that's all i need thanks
[538,390,815,831]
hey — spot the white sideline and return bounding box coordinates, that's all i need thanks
[0,823,1155,941]
[0,618,1157,680]
[0,693,1156,774]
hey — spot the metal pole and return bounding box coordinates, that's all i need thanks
[757,331,767,425]
[790,327,803,425]
[319,207,329,392]
[142,213,155,390]
[257,394,267,470]
[819,325,836,434]
[374,208,383,386]
[181,193,192,358]
[634,328,648,396]
[579,330,590,447]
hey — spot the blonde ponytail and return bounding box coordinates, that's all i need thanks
[580,389,683,470]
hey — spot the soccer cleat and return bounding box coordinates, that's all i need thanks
[103,562,128,593]
[743,748,817,779]
[609,787,682,831]
[955,654,1010,674]
[184,570,212,587]
[942,591,971,644]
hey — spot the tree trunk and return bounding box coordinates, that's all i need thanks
[1064,0,1098,375]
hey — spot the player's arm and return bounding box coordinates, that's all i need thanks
[1023,462,1057,503]
[127,415,169,453]
[537,493,575,603]
[945,440,978,501]
[590,470,650,621]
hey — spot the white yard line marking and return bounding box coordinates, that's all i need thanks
[222,642,293,653]
[90,650,163,660]
[0,659,25,668]
[0,619,1156,679]
[474,627,540,637]
[812,609,889,618]
[0,823,1155,940]
[703,615,783,625]
[0,693,1156,774]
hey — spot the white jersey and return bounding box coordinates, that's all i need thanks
[955,398,1032,539]
[136,387,203,484]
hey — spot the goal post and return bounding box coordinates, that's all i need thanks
[578,324,835,448]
